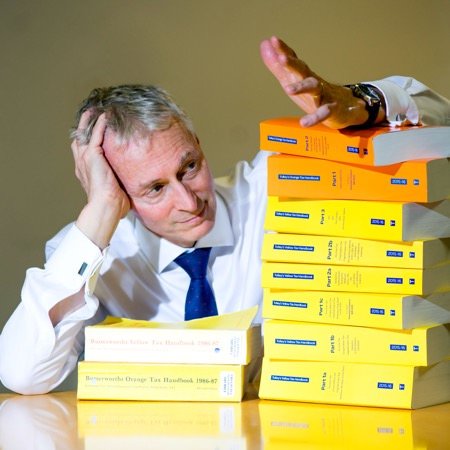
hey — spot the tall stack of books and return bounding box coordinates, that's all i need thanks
[257,117,450,409]
[77,306,262,402]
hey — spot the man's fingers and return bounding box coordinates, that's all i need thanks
[300,104,333,127]
[89,113,107,148]
[285,77,322,96]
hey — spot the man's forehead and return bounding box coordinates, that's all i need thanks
[103,122,196,153]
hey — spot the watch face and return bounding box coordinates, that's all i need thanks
[355,84,381,106]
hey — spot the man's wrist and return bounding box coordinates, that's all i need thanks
[345,83,385,128]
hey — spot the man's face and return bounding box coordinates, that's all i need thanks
[103,121,216,247]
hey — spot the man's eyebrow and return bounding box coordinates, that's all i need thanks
[179,149,201,166]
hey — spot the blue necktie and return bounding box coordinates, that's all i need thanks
[174,247,218,321]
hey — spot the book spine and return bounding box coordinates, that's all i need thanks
[84,326,259,365]
[267,154,436,202]
[262,320,445,366]
[261,261,445,295]
[77,361,245,402]
[260,119,375,165]
[263,289,450,330]
[265,196,405,241]
[263,289,408,329]
[258,358,416,408]
[261,233,444,269]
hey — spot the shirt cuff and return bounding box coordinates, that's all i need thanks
[45,224,107,298]
[364,78,420,126]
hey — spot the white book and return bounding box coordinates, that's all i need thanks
[84,306,261,365]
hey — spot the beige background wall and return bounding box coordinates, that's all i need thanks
[1,0,449,392]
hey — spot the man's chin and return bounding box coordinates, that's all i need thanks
[174,216,214,247]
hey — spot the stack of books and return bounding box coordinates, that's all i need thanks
[257,117,450,409]
[77,306,262,402]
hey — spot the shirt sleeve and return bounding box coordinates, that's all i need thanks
[365,76,450,126]
[0,224,106,394]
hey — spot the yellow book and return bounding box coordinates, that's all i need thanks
[77,361,251,402]
[261,261,450,295]
[259,400,418,450]
[84,306,261,365]
[263,320,450,366]
[258,357,450,409]
[262,289,450,330]
[262,233,450,269]
[265,196,450,242]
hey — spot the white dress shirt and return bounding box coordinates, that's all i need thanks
[0,76,449,395]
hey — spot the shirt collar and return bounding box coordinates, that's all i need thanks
[133,192,234,273]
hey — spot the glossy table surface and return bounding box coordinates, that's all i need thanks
[0,391,448,449]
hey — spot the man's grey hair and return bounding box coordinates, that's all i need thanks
[70,84,195,145]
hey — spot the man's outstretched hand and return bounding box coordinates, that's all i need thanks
[260,36,372,129]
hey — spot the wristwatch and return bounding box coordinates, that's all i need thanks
[345,83,382,128]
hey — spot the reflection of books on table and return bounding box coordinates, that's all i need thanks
[84,306,261,365]
[77,399,243,436]
[78,400,247,450]
[260,117,450,166]
[262,289,450,330]
[258,400,440,450]
[258,358,450,409]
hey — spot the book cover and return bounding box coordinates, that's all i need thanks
[258,358,450,409]
[265,196,450,242]
[261,261,450,295]
[267,153,450,202]
[84,306,261,365]
[260,117,450,166]
[263,320,450,366]
[77,361,249,402]
[262,288,450,330]
[262,232,450,269]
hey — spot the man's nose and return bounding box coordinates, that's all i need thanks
[173,180,199,211]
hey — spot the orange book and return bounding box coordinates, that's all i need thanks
[267,154,450,202]
[260,117,450,166]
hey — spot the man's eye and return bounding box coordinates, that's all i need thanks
[186,160,198,171]
[149,184,164,195]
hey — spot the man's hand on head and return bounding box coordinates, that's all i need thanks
[72,111,131,249]
[260,36,379,129]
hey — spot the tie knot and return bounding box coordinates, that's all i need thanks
[174,247,212,280]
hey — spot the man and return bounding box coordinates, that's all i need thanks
[1,37,448,394]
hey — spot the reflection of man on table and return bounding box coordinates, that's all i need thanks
[1,36,449,395]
